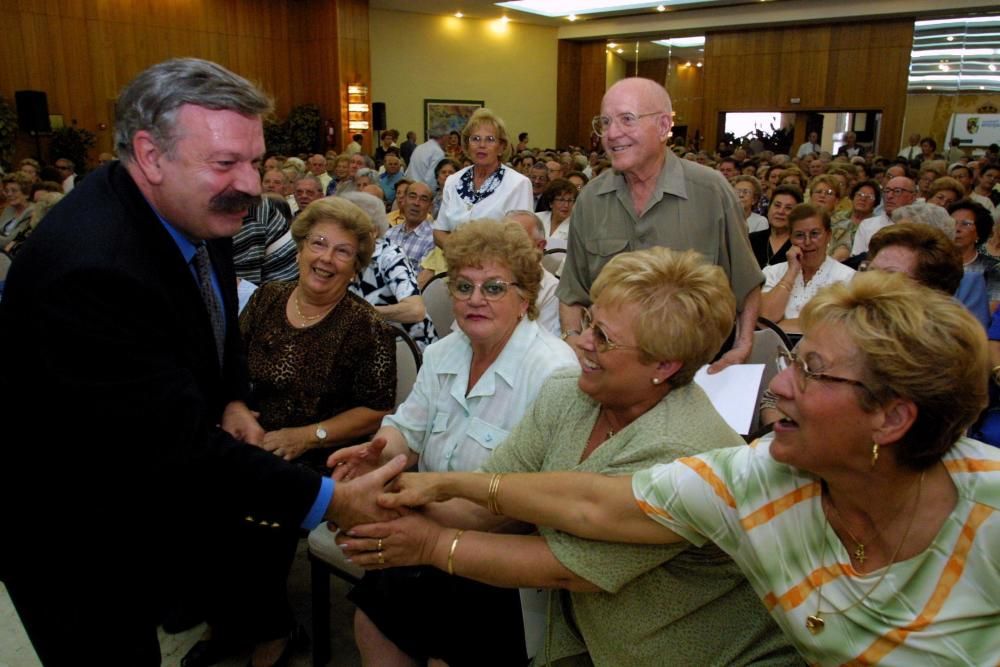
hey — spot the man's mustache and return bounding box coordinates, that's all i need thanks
[210,189,256,213]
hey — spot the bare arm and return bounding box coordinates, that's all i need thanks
[260,406,390,461]
[381,470,682,545]
[340,514,603,591]
[374,295,426,324]
[433,229,450,249]
[327,425,420,479]
[558,301,585,354]
[709,285,761,373]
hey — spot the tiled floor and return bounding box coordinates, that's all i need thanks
[0,542,361,667]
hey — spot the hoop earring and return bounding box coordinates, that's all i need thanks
[871,443,879,469]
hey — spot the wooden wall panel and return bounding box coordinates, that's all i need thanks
[0,0,370,163]
[702,19,913,156]
[557,40,606,150]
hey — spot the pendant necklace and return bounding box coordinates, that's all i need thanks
[805,471,923,636]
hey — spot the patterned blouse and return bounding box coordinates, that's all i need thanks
[349,238,438,350]
[239,282,396,460]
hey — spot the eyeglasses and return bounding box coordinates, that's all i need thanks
[884,187,915,196]
[591,111,664,137]
[734,188,756,198]
[955,220,977,229]
[553,197,576,205]
[776,349,874,397]
[449,278,519,301]
[468,135,498,145]
[791,230,825,243]
[580,307,639,353]
[305,235,357,262]
[812,188,836,197]
[854,192,876,200]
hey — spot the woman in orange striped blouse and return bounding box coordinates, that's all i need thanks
[377,271,1000,666]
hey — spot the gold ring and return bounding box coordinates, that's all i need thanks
[377,538,383,552]
[377,551,384,565]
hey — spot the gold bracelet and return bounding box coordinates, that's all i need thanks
[447,529,464,575]
[774,282,792,292]
[487,473,504,515]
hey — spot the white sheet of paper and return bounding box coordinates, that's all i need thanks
[694,364,766,435]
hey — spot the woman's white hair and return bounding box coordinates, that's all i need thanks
[340,191,389,237]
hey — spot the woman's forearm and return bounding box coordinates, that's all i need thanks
[375,295,426,324]
[395,471,680,544]
[760,279,792,322]
[323,407,392,446]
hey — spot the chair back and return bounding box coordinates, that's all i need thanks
[421,272,454,334]
[389,325,422,409]
[746,320,791,435]
[541,248,566,277]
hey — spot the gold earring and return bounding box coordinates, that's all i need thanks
[651,378,662,385]
[871,443,879,469]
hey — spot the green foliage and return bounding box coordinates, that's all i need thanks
[50,126,97,173]
[263,104,322,156]
[0,95,17,170]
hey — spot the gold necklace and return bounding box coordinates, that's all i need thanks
[293,289,337,327]
[824,495,869,564]
[805,471,924,635]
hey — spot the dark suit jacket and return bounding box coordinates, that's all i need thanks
[0,162,320,584]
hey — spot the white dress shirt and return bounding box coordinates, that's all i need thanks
[433,165,533,233]
[763,256,856,319]
[404,139,445,189]
[383,318,577,473]
[851,213,891,256]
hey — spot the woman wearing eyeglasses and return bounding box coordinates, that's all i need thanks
[829,180,881,261]
[432,108,533,249]
[336,247,798,667]
[378,271,999,666]
[188,198,397,667]
[761,203,855,334]
[536,177,577,242]
[328,219,576,667]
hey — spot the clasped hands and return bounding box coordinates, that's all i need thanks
[221,400,315,461]
[328,441,454,570]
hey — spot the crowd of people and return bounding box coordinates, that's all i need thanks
[1,57,998,667]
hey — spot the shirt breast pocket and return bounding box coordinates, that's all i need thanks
[583,238,630,281]
[466,418,510,452]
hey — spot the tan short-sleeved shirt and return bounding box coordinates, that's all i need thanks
[557,151,763,308]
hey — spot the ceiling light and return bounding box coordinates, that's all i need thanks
[608,42,618,48]
[946,36,954,41]
[454,11,463,18]
[696,61,703,67]
[685,61,692,67]
[616,48,624,54]
[500,15,510,23]
[567,14,577,21]
[497,1,721,18]
[657,4,666,10]
[653,36,706,48]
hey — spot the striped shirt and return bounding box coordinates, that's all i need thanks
[232,197,298,284]
[633,435,1000,666]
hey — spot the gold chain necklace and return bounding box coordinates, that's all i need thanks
[824,496,869,564]
[805,471,924,636]
[293,288,337,327]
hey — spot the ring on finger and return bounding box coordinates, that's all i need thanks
[377,538,383,552]
[377,551,384,565]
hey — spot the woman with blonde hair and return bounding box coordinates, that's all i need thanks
[330,219,577,667]
[432,109,532,247]
[339,248,798,666]
[381,272,1000,666]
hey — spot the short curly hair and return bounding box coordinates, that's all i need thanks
[444,219,541,320]
[800,271,988,470]
[590,247,736,388]
[290,197,375,272]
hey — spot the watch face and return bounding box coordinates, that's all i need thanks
[316,426,328,441]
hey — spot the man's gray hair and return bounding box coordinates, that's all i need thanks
[295,174,324,192]
[342,191,390,237]
[892,202,956,241]
[354,168,379,182]
[114,58,273,163]
[505,210,545,240]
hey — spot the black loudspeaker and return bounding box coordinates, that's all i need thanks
[372,102,387,132]
[15,90,51,134]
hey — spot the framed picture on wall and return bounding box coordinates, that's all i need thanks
[424,99,484,140]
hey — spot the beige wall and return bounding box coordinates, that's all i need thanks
[369,10,557,149]
[903,93,1000,149]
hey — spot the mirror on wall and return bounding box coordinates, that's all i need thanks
[902,14,1000,155]
[605,36,705,147]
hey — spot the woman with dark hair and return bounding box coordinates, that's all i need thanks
[536,178,577,242]
[949,198,1000,313]
[829,180,881,260]
[431,157,460,219]
[748,185,804,268]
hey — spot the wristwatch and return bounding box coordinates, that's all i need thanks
[315,424,328,443]
[560,329,581,341]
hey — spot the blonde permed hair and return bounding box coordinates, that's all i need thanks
[444,219,541,320]
[461,108,513,163]
[291,197,375,272]
[800,271,988,470]
[590,248,736,388]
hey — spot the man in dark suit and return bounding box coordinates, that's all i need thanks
[0,58,405,667]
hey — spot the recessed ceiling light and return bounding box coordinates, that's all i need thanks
[685,61,692,66]
[454,11,463,17]
[500,15,510,23]
[616,48,624,54]
[696,61,703,67]
[567,13,577,21]
[608,42,618,48]
[656,4,666,10]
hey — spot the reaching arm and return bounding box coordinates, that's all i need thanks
[260,406,390,461]
[375,295,426,324]
[709,285,761,372]
[381,470,682,545]
[432,229,450,249]
[339,513,603,591]
[328,425,420,480]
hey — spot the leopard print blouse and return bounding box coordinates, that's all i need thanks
[239,282,396,436]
